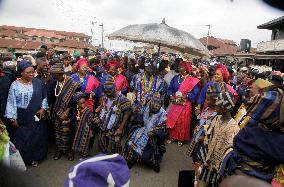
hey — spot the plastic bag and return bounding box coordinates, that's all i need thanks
[1,143,10,167]
[9,142,26,171]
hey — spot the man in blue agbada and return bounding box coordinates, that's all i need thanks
[122,92,167,173]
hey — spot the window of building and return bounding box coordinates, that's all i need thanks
[32,36,36,40]
[50,38,54,42]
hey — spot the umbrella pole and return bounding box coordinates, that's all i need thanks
[158,43,161,58]
[157,43,161,68]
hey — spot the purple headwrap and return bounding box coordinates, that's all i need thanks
[65,154,130,187]
[17,60,33,74]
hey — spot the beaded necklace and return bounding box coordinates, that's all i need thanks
[77,73,86,84]
[142,74,154,93]
[101,96,118,127]
[55,75,67,97]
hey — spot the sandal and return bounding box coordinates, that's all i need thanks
[68,152,74,161]
[153,165,160,173]
[53,151,62,160]
[80,152,88,158]
[31,161,38,167]
[79,154,89,161]
[178,141,183,147]
[167,139,173,144]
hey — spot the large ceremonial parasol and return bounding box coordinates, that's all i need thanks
[107,19,210,57]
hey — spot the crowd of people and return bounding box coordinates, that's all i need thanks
[0,44,284,186]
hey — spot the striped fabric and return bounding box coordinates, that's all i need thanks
[53,77,80,118]
[54,121,72,152]
[215,92,235,110]
[53,76,80,152]
[98,131,122,154]
[97,94,131,154]
[231,85,284,182]
[239,85,283,131]
[198,115,239,186]
[206,82,228,96]
[72,108,93,156]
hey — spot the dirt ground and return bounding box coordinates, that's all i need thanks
[22,142,193,187]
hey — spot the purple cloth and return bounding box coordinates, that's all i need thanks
[65,154,130,187]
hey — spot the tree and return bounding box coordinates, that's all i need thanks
[7,48,15,53]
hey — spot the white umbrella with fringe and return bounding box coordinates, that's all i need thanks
[107,19,211,57]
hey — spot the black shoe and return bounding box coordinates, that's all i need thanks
[53,151,62,160]
[67,152,74,161]
[153,166,160,173]
[127,162,134,169]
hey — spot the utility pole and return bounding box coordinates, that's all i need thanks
[205,24,212,49]
[90,17,96,45]
[99,23,104,49]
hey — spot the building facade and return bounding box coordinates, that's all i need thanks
[0,25,95,53]
[256,16,284,72]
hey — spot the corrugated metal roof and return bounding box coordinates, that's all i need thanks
[0,38,52,50]
[24,30,64,39]
[199,36,238,56]
[0,38,95,51]
[0,25,90,38]
[257,16,284,29]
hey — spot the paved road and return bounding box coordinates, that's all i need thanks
[25,143,193,187]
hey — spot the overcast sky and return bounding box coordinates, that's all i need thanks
[0,0,283,49]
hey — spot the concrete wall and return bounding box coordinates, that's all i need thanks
[271,26,284,40]
[257,38,284,52]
